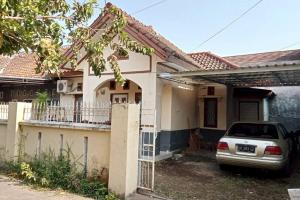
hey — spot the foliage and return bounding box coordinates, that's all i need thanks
[1,149,119,200]
[20,162,37,182]
[0,1,154,85]
[35,91,49,104]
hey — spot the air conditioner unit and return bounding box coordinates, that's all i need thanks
[57,80,69,93]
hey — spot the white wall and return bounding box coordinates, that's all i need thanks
[158,79,198,131]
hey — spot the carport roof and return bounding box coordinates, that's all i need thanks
[159,61,300,87]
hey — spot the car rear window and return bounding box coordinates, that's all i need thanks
[227,123,279,139]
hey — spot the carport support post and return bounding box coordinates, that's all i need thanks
[109,104,140,199]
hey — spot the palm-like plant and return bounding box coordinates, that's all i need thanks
[35,91,49,104]
[34,91,49,120]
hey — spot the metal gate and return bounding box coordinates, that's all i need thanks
[138,109,156,191]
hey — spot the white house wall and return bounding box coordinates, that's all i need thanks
[171,86,198,130]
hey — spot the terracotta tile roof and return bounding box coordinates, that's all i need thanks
[0,56,11,71]
[0,47,74,80]
[224,49,300,67]
[189,52,239,70]
[0,53,46,79]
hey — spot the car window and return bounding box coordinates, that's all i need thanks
[227,123,279,139]
[278,124,288,138]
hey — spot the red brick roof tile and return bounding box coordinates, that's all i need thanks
[189,52,239,70]
[0,53,45,79]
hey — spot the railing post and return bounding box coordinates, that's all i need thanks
[6,102,28,161]
[108,104,140,199]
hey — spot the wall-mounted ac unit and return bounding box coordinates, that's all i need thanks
[57,80,69,93]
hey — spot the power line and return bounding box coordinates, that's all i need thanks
[279,41,300,51]
[132,0,168,15]
[193,0,264,51]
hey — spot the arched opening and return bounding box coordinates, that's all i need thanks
[95,79,142,105]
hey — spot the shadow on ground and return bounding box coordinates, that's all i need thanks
[154,150,300,200]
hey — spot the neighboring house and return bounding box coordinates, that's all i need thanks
[225,49,300,132]
[0,53,59,102]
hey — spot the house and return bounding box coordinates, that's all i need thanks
[59,3,277,154]
[1,3,299,156]
[0,53,59,102]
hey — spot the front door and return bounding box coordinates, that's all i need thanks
[111,94,128,104]
[74,94,83,122]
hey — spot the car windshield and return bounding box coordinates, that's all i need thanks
[227,123,279,139]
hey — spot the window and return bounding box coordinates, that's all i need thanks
[204,98,218,128]
[123,80,130,90]
[77,83,83,92]
[0,91,3,99]
[135,92,142,104]
[278,124,289,138]
[228,123,278,139]
[207,86,215,96]
[109,81,116,90]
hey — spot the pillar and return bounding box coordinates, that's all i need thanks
[108,104,140,199]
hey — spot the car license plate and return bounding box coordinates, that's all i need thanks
[237,144,256,153]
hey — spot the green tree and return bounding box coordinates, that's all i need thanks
[0,1,153,84]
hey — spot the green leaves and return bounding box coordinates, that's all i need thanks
[0,1,154,84]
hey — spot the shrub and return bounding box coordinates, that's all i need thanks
[0,149,119,200]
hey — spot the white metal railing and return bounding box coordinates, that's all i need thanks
[0,102,9,120]
[23,101,112,127]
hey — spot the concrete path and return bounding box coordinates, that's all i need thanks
[127,193,162,200]
[0,175,162,200]
[0,175,91,200]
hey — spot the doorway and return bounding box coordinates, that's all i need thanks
[74,94,83,122]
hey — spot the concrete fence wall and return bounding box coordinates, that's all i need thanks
[0,121,7,156]
[0,102,140,199]
[19,123,111,174]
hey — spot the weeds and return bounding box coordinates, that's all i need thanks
[0,148,119,200]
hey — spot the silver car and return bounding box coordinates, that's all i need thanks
[216,122,293,174]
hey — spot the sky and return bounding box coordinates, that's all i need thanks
[91,0,300,56]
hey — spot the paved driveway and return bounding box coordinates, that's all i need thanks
[154,150,300,200]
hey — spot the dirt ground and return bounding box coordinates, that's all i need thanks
[154,150,300,200]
